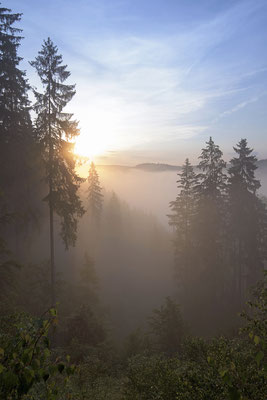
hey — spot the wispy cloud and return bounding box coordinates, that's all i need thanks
[216,97,260,120]
[12,0,267,163]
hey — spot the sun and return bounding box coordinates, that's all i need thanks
[73,107,123,161]
[74,133,107,161]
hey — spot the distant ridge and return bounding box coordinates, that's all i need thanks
[97,160,267,172]
[135,163,181,172]
[135,160,267,172]
[97,163,181,172]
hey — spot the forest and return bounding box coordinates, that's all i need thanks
[0,4,266,400]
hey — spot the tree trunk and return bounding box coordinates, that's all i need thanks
[48,76,55,307]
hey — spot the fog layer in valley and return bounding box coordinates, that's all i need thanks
[5,160,267,342]
[96,161,267,227]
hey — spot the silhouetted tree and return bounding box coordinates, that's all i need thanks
[0,5,43,261]
[87,162,103,223]
[196,137,227,198]
[193,137,228,329]
[0,5,26,274]
[228,139,267,305]
[168,158,197,297]
[0,6,31,144]
[30,38,84,305]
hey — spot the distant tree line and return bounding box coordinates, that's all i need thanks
[168,137,267,333]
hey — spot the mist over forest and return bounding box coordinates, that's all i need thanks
[96,161,267,226]
[0,2,266,400]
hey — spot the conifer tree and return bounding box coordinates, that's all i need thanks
[228,139,267,304]
[228,139,260,193]
[196,137,227,199]
[194,137,228,327]
[0,6,31,144]
[87,162,103,223]
[195,137,227,253]
[0,5,42,261]
[168,159,197,293]
[30,38,84,305]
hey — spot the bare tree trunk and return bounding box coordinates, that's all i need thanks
[49,184,55,306]
[48,76,55,307]
[238,239,242,308]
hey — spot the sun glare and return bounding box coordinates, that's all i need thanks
[74,134,107,160]
[73,107,124,161]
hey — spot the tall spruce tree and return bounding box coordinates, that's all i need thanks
[30,38,84,305]
[168,159,197,296]
[0,5,43,262]
[0,6,31,144]
[87,162,103,223]
[195,137,227,252]
[196,137,227,199]
[194,137,228,328]
[228,139,267,305]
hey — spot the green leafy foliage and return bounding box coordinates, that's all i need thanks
[124,335,266,400]
[124,275,267,400]
[0,309,75,399]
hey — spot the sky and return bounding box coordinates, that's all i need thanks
[7,0,267,165]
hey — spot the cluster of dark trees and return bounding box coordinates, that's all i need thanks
[0,5,92,306]
[168,137,267,334]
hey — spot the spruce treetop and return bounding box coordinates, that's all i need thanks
[30,38,75,109]
[30,37,78,141]
[168,158,196,228]
[177,158,197,193]
[197,137,227,197]
[228,138,260,194]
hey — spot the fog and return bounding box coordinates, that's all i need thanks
[96,162,267,227]
[7,169,176,340]
[73,185,174,340]
[99,166,178,227]
[3,160,267,341]
[72,161,267,338]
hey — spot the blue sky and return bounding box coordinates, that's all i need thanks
[7,0,267,165]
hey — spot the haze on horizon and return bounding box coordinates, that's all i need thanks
[8,0,267,166]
